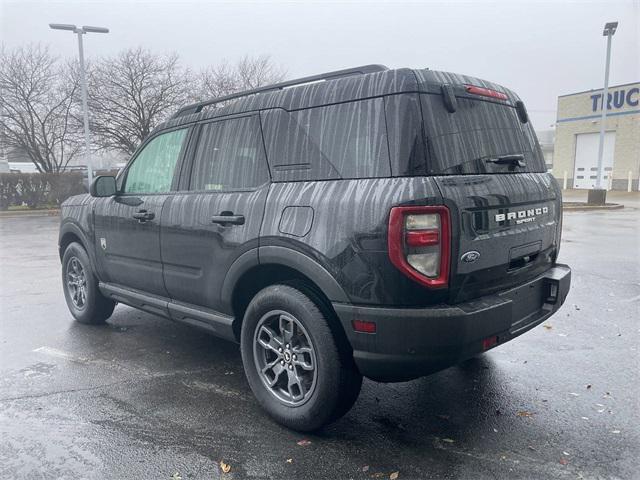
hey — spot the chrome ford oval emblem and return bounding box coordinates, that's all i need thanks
[461,251,481,263]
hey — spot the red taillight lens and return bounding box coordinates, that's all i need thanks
[464,84,508,101]
[388,205,451,288]
[405,230,439,247]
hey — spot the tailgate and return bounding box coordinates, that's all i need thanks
[414,69,562,303]
[435,173,562,303]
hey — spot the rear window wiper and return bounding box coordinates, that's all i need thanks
[439,153,527,174]
[484,154,526,168]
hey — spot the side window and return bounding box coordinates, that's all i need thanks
[262,98,391,181]
[385,94,427,177]
[190,116,269,191]
[123,128,187,194]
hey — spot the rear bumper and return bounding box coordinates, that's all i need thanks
[333,264,571,382]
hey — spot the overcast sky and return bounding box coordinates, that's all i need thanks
[1,0,638,129]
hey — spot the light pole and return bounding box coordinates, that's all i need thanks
[49,23,109,186]
[593,21,618,203]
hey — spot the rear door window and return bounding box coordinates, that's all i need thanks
[189,116,269,191]
[262,98,391,181]
[420,94,546,174]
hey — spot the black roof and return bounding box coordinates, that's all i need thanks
[156,65,519,134]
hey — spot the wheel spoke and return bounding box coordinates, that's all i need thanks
[292,345,312,355]
[262,360,285,387]
[68,271,79,285]
[292,346,314,371]
[279,315,295,343]
[286,368,306,401]
[292,357,314,371]
[257,325,283,354]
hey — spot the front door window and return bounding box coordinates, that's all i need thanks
[123,128,188,194]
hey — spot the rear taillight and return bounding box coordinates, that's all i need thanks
[464,84,508,101]
[388,205,451,288]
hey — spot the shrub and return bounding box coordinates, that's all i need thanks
[0,172,86,210]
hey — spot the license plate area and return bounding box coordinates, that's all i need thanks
[508,281,544,320]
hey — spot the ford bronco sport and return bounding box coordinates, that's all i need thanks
[59,65,571,431]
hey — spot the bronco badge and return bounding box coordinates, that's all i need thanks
[495,206,548,225]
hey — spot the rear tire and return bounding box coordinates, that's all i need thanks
[240,284,362,431]
[62,242,115,325]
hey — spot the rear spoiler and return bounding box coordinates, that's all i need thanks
[438,82,529,123]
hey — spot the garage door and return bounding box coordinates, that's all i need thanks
[573,132,615,189]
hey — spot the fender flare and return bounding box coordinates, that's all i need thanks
[59,221,99,273]
[220,245,350,314]
[258,246,349,303]
[220,248,260,313]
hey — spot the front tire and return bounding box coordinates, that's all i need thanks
[240,284,362,431]
[62,242,115,325]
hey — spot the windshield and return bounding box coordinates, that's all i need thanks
[420,93,546,174]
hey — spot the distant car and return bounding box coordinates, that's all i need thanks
[64,165,88,173]
[58,65,571,431]
[8,162,38,173]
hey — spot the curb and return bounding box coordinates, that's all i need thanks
[0,209,60,218]
[563,203,624,211]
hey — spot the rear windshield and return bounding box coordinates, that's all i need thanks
[420,93,546,174]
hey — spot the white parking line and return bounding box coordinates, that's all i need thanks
[33,346,88,363]
[181,380,244,399]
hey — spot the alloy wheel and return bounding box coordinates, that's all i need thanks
[66,256,87,309]
[253,310,317,406]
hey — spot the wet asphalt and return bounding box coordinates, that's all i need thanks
[0,201,638,480]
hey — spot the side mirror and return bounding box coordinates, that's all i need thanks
[90,175,117,197]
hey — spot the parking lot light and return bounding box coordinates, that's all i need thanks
[49,23,109,185]
[593,21,618,201]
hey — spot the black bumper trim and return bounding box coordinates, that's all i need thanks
[333,264,571,382]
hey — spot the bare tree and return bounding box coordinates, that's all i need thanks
[197,61,240,99]
[236,54,286,90]
[0,44,81,173]
[87,47,189,155]
[196,54,286,101]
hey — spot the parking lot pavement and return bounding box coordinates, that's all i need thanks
[0,205,638,480]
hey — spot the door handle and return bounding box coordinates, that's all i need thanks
[211,212,245,226]
[132,210,155,222]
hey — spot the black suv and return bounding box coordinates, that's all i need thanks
[59,65,571,431]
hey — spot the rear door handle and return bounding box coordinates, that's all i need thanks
[132,210,155,222]
[211,212,245,225]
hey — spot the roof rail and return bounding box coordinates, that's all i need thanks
[171,64,389,119]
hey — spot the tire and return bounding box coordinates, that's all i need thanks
[62,242,115,325]
[240,284,362,431]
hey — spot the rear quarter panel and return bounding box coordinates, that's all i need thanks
[260,178,448,306]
